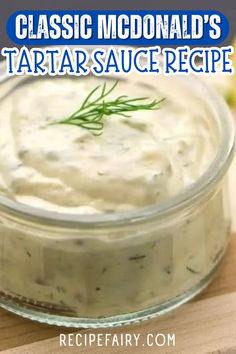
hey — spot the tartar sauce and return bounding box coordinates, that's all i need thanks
[0,76,217,214]
[0,73,231,326]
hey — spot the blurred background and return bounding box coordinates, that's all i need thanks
[0,0,235,51]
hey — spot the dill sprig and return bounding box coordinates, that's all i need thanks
[49,81,165,136]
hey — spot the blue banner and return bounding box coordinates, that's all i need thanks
[6,10,229,45]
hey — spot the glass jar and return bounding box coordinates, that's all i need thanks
[0,55,234,328]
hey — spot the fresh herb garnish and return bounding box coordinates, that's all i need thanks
[49,81,165,136]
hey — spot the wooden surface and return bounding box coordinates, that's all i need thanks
[0,146,235,353]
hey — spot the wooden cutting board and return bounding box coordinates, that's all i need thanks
[0,147,235,354]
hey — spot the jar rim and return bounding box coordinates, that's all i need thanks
[0,59,235,229]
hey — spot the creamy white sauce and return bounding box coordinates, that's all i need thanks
[0,76,217,214]
[0,74,230,322]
